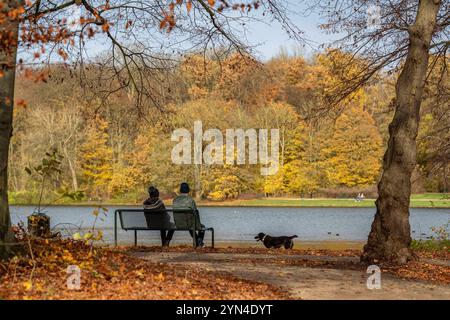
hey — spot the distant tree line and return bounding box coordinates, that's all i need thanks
[9,50,448,203]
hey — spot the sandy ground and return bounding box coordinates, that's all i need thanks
[134,251,450,300]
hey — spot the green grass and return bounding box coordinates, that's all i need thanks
[411,239,450,251]
[410,193,450,200]
[199,198,376,207]
[197,197,450,208]
[9,192,450,208]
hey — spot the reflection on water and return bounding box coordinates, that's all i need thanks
[10,206,449,248]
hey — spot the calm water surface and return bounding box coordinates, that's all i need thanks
[10,206,449,246]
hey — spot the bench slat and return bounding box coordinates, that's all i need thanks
[114,209,214,248]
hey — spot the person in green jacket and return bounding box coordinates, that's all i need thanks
[172,182,205,247]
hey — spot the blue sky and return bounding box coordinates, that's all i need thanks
[84,2,338,62]
[241,4,339,60]
[21,2,341,64]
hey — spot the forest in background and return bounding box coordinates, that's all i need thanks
[8,49,449,204]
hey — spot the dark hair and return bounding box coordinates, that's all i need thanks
[179,182,190,194]
[148,186,159,198]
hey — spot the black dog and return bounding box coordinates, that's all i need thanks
[255,233,298,249]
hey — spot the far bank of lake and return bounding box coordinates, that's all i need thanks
[9,196,450,208]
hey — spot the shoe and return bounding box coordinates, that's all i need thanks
[196,241,205,248]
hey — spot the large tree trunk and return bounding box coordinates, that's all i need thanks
[362,0,441,265]
[0,1,21,260]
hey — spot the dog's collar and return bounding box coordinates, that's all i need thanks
[262,235,267,242]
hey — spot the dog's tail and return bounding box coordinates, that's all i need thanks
[291,235,298,239]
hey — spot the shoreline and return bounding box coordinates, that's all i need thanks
[9,193,449,208]
[118,240,366,250]
[10,201,450,209]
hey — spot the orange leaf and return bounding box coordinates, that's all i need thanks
[186,1,192,13]
[102,23,110,32]
[160,18,167,30]
[17,99,27,108]
[154,272,165,281]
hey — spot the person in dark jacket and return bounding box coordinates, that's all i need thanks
[172,182,205,247]
[143,186,174,247]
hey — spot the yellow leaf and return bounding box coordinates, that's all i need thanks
[84,232,93,240]
[135,269,145,278]
[73,233,82,240]
[23,281,33,291]
[94,230,104,240]
[154,272,165,281]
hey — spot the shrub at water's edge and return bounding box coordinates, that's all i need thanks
[411,220,450,251]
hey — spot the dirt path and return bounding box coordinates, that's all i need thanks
[134,252,450,300]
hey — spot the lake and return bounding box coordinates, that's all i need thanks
[10,206,449,247]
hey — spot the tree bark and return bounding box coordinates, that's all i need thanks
[362,0,441,264]
[0,0,22,260]
[62,145,78,190]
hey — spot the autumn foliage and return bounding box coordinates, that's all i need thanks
[0,235,289,300]
[10,51,389,203]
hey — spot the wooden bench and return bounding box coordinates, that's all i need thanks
[114,208,214,247]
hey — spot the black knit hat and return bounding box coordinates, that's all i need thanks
[180,182,190,194]
[148,186,159,198]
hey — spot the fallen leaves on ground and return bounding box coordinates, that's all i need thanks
[0,239,290,300]
[230,256,450,285]
[414,249,449,261]
[381,261,450,285]
[126,245,362,257]
[125,246,450,285]
[2,242,448,300]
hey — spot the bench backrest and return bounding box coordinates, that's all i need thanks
[144,210,171,229]
[173,209,200,230]
[117,208,198,230]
